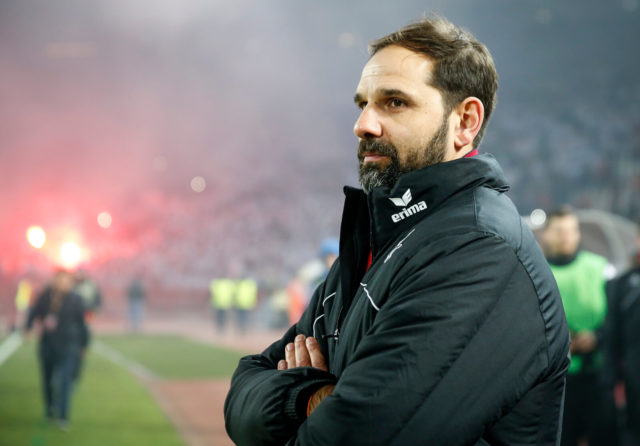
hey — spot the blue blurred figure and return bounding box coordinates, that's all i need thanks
[127,277,146,333]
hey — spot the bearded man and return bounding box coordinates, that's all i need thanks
[225,16,570,446]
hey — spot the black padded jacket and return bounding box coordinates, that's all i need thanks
[225,154,570,446]
[27,287,90,351]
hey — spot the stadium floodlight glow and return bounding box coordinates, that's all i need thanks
[60,242,82,269]
[190,176,206,193]
[26,226,46,249]
[97,211,113,228]
[530,209,547,227]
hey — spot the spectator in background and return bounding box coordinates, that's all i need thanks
[210,278,235,332]
[603,220,640,446]
[286,277,307,327]
[73,269,102,319]
[312,238,339,291]
[25,269,89,430]
[127,277,146,333]
[287,238,340,326]
[14,276,33,331]
[235,277,258,334]
[72,269,102,381]
[542,206,618,446]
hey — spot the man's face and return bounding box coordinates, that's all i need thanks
[52,271,75,293]
[353,45,453,192]
[543,215,581,257]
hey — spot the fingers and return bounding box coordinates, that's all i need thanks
[295,335,311,367]
[285,342,296,369]
[306,337,328,372]
[280,335,328,371]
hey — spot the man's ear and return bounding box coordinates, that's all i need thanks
[453,97,484,151]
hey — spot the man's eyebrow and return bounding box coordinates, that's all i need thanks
[354,89,413,105]
[379,88,412,99]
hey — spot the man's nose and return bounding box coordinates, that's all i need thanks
[354,107,382,139]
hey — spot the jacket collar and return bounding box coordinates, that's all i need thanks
[342,153,510,258]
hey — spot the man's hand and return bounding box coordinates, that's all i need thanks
[277,335,328,372]
[277,335,333,415]
[307,384,335,415]
[570,331,597,354]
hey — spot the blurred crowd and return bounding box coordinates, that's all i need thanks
[489,82,640,220]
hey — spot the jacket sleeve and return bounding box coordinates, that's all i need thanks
[25,289,48,330]
[288,234,563,445]
[224,280,338,446]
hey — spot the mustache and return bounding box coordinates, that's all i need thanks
[357,139,398,162]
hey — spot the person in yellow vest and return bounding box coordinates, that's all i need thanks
[235,278,258,334]
[542,206,618,446]
[14,278,33,330]
[210,278,235,332]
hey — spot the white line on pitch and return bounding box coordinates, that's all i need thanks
[0,332,23,367]
[92,340,158,381]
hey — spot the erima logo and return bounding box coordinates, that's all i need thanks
[389,189,427,223]
[389,189,412,207]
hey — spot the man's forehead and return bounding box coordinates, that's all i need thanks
[548,215,579,229]
[356,46,434,94]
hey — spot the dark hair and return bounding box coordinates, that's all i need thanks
[545,205,577,228]
[369,16,498,148]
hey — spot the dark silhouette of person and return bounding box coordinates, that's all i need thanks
[25,269,89,430]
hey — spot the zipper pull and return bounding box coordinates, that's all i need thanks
[322,328,340,342]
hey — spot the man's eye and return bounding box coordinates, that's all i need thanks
[389,98,406,108]
[357,101,367,110]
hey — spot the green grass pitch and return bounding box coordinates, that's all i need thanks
[97,334,247,379]
[0,334,246,446]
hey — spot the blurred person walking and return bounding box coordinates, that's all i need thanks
[603,220,640,446]
[225,16,570,445]
[25,269,89,430]
[127,277,146,333]
[210,278,235,332]
[542,206,618,446]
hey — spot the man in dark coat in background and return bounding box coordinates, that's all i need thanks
[26,269,89,430]
[604,222,640,446]
[225,16,570,445]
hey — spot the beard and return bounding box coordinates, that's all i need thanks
[358,117,449,193]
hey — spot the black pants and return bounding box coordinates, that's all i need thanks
[561,372,619,446]
[39,342,81,421]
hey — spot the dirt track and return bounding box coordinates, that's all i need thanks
[149,379,233,446]
[94,314,285,446]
